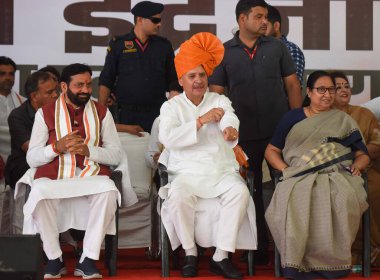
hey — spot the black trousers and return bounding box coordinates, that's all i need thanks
[5,160,29,189]
[239,138,273,253]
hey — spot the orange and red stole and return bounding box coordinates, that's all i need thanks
[55,94,101,179]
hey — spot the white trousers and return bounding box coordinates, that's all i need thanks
[32,191,117,260]
[167,182,250,252]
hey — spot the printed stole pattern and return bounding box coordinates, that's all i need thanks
[55,94,100,179]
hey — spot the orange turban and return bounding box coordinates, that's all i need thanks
[175,32,224,79]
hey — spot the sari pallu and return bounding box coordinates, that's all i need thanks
[265,109,368,280]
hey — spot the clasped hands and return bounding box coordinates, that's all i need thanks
[55,131,90,157]
[198,107,239,141]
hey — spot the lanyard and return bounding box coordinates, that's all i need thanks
[244,44,258,60]
[134,38,149,52]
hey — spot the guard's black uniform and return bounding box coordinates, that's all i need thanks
[99,30,181,131]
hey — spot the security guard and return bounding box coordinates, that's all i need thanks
[98,1,181,132]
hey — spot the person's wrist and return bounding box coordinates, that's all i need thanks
[52,140,60,154]
[197,117,204,127]
[351,164,361,171]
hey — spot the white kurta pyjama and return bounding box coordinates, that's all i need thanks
[158,91,257,252]
[23,108,125,260]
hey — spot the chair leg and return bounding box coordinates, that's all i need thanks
[104,234,117,276]
[147,193,160,260]
[172,248,181,270]
[247,250,255,276]
[361,174,371,278]
[274,246,282,277]
[105,206,119,276]
[362,208,371,278]
[160,199,170,277]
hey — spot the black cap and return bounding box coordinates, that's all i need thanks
[131,1,164,18]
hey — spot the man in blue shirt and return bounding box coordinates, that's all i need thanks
[266,4,305,86]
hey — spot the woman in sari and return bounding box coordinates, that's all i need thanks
[264,70,370,279]
[331,70,380,267]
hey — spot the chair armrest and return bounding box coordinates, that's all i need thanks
[362,172,368,194]
[25,185,31,203]
[242,167,254,197]
[110,170,123,194]
[271,169,283,186]
[158,163,168,186]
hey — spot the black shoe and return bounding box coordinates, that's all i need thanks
[44,257,67,279]
[210,258,243,279]
[182,255,198,277]
[74,257,102,279]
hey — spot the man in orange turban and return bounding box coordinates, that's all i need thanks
[158,32,257,279]
[174,32,224,79]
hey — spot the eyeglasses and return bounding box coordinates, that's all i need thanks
[146,17,161,24]
[336,85,351,92]
[312,86,336,95]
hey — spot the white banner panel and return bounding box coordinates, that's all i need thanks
[0,0,379,103]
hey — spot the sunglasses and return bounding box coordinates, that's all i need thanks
[146,17,161,24]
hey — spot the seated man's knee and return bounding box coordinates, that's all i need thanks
[231,183,250,206]
[106,191,118,210]
[168,188,196,207]
[91,191,118,211]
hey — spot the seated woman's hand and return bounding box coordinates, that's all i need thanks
[349,164,361,176]
[223,126,239,141]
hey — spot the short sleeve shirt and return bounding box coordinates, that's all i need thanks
[270,108,306,149]
[209,34,296,141]
[99,30,181,107]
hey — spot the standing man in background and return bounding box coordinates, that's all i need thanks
[209,0,302,264]
[266,5,305,86]
[0,56,26,126]
[98,1,181,132]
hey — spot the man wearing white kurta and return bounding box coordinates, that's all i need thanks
[26,64,121,279]
[159,32,256,279]
[0,56,25,126]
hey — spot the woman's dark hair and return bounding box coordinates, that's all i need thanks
[329,70,349,85]
[303,70,334,107]
[60,63,92,85]
[306,70,334,89]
